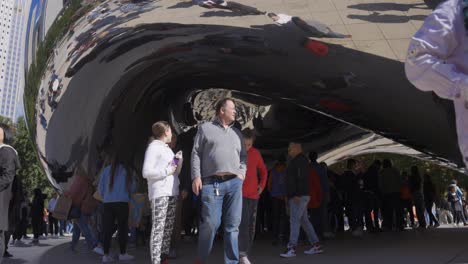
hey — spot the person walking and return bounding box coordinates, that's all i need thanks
[238,128,267,264]
[280,142,323,258]
[98,155,136,263]
[379,159,403,231]
[191,98,247,264]
[142,121,183,264]
[409,166,426,229]
[423,174,439,228]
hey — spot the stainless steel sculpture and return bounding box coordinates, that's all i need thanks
[25,0,456,189]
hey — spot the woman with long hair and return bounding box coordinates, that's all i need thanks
[142,121,182,264]
[98,154,136,263]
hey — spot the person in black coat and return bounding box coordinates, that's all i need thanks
[423,174,439,227]
[0,123,20,260]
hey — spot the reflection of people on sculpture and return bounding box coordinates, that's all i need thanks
[197,0,265,15]
[268,12,351,39]
[405,0,468,167]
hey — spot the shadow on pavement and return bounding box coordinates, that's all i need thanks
[3,258,28,264]
[347,13,427,23]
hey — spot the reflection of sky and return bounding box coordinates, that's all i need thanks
[24,0,44,66]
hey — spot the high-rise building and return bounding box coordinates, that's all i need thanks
[0,0,28,121]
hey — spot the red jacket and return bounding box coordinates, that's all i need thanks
[308,167,323,209]
[242,147,268,199]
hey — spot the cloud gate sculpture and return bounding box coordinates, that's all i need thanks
[26,0,460,189]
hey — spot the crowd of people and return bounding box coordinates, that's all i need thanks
[2,98,468,264]
[1,96,468,264]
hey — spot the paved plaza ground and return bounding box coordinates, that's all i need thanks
[5,226,468,264]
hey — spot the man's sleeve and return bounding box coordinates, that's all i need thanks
[405,5,467,100]
[191,127,204,180]
[0,149,17,192]
[238,132,247,179]
[286,161,297,198]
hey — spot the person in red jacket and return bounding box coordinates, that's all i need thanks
[239,128,268,264]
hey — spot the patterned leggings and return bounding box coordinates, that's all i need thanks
[151,196,177,264]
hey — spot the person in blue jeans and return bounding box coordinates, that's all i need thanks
[280,142,323,258]
[191,98,247,264]
[70,210,103,256]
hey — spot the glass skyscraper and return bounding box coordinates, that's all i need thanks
[0,0,27,121]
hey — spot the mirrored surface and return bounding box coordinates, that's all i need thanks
[25,0,459,189]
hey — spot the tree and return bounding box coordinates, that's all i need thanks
[13,117,54,198]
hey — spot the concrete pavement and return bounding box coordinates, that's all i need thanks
[4,226,468,264]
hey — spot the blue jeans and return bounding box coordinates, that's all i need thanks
[71,214,98,250]
[59,220,65,235]
[198,177,243,264]
[288,196,319,248]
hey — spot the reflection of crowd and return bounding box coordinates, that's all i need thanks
[3,97,468,264]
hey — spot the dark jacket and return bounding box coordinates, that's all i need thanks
[364,165,380,192]
[286,153,310,198]
[409,172,423,194]
[0,146,20,192]
[423,180,436,203]
[336,170,355,195]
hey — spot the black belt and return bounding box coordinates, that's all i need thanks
[202,175,236,185]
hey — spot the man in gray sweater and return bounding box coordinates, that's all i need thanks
[191,98,247,264]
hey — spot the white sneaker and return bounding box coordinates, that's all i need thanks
[119,253,135,261]
[93,246,104,255]
[304,245,324,255]
[102,255,115,263]
[280,247,296,258]
[240,256,252,264]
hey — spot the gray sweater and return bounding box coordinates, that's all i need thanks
[191,119,247,180]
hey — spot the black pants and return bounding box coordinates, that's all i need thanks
[103,202,129,255]
[32,216,42,239]
[239,198,258,257]
[401,199,415,227]
[412,192,426,228]
[271,197,288,241]
[4,232,10,253]
[382,193,403,229]
[364,192,381,230]
[49,214,59,235]
[13,218,27,240]
[337,196,353,231]
[425,201,439,226]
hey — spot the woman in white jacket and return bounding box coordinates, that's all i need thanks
[143,121,182,264]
